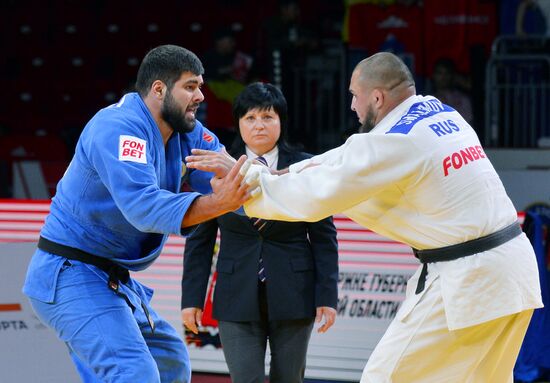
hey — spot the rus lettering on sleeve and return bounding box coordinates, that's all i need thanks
[428,119,460,137]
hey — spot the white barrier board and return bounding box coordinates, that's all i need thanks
[0,242,80,383]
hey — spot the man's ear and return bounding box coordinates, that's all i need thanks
[151,80,165,99]
[372,88,384,109]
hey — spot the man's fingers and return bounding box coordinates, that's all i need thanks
[250,186,262,198]
[186,150,239,178]
[186,149,221,165]
[221,147,233,159]
[239,159,253,177]
[238,175,259,199]
[228,155,248,178]
[244,171,260,187]
[188,148,235,161]
[190,148,214,156]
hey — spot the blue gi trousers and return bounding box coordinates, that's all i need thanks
[29,259,190,383]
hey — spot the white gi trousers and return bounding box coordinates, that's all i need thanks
[361,277,533,383]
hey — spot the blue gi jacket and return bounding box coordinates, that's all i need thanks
[24,93,221,302]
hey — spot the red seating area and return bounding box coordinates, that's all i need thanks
[1,0,343,198]
[1,1,273,197]
[1,0,280,135]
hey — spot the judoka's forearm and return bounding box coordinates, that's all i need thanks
[181,194,234,227]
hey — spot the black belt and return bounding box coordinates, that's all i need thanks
[38,236,129,290]
[412,221,522,294]
[37,236,155,332]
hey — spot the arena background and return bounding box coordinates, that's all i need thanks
[1,0,549,382]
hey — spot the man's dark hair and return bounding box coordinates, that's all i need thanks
[230,82,294,155]
[135,45,204,97]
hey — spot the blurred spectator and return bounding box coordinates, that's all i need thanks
[203,27,253,83]
[258,0,320,148]
[201,27,254,147]
[516,0,550,36]
[431,58,474,124]
[259,0,319,89]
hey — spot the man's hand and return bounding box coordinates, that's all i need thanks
[182,307,203,335]
[186,148,237,178]
[181,155,256,227]
[208,155,257,213]
[187,149,282,176]
[315,306,336,333]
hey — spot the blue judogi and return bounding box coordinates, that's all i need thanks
[23,93,221,382]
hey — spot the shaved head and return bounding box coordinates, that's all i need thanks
[354,52,415,93]
[349,52,416,132]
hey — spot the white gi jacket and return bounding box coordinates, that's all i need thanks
[244,95,543,330]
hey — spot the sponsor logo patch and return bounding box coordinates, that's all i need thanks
[442,145,486,176]
[203,132,214,143]
[119,135,147,164]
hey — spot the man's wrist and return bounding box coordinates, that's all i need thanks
[203,193,223,214]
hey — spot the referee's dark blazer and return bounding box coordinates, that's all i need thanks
[181,147,339,321]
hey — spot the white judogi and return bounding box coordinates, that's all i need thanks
[244,95,543,381]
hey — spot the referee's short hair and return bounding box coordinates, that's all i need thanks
[229,82,297,155]
[232,82,288,132]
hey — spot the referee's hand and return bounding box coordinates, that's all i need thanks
[315,306,336,333]
[181,307,202,335]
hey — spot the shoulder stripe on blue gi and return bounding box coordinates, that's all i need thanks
[386,98,455,135]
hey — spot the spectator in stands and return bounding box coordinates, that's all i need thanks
[260,0,319,60]
[202,26,254,84]
[202,26,255,147]
[516,0,550,36]
[258,0,319,145]
[181,82,338,383]
[431,57,474,124]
